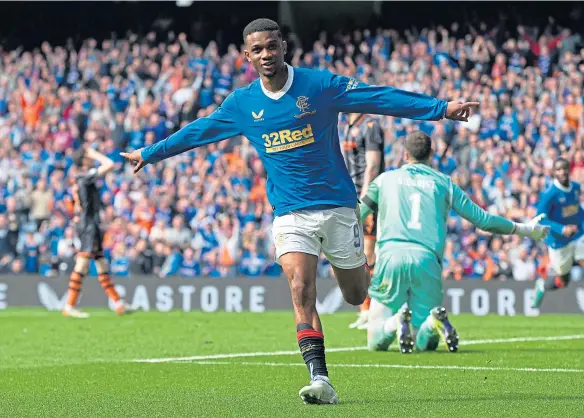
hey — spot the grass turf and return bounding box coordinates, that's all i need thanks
[1,310,583,417]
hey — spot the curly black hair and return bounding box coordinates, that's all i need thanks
[243,18,281,42]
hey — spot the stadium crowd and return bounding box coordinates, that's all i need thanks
[0,19,582,280]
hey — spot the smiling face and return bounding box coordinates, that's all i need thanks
[244,31,287,78]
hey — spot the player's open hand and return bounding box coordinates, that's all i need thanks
[445,101,480,122]
[120,149,148,174]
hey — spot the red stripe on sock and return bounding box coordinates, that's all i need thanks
[554,276,565,288]
[297,330,324,342]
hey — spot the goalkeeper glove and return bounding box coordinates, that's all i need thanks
[513,214,551,241]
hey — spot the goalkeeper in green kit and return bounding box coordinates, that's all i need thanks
[359,131,550,354]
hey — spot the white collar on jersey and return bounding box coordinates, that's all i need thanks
[554,179,572,192]
[259,63,294,101]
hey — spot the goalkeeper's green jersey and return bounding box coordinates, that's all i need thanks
[359,163,515,261]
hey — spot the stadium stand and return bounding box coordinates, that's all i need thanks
[0,11,582,280]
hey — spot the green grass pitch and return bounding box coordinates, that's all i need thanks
[1,310,583,417]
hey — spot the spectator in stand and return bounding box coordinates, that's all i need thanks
[239,242,266,277]
[495,251,514,281]
[512,246,537,281]
[467,240,497,281]
[57,226,81,271]
[179,247,201,278]
[129,239,154,275]
[20,231,41,273]
[165,215,192,249]
[29,179,53,230]
[9,258,26,275]
[110,242,130,278]
[0,214,14,257]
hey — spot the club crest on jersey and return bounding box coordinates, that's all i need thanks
[252,109,264,122]
[275,233,285,248]
[294,96,317,119]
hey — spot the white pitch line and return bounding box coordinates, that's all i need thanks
[133,334,584,364]
[133,346,366,364]
[461,334,584,346]
[0,311,118,318]
[185,361,584,374]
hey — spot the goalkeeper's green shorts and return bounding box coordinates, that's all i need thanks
[368,244,443,329]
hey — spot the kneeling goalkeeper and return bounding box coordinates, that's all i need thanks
[358,131,550,353]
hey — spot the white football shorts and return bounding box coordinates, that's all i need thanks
[548,235,584,276]
[272,207,366,269]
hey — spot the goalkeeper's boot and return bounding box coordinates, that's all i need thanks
[62,306,89,319]
[349,311,368,330]
[432,306,459,352]
[531,278,546,309]
[299,375,339,405]
[397,307,414,354]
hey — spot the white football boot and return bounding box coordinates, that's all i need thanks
[299,375,339,405]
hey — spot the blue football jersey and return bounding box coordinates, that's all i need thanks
[141,65,447,216]
[537,180,584,249]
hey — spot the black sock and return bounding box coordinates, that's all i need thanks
[296,323,328,379]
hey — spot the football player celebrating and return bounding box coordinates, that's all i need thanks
[122,18,479,404]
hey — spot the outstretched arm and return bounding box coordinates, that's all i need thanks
[450,182,515,234]
[326,73,478,122]
[121,93,242,173]
[450,181,549,240]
